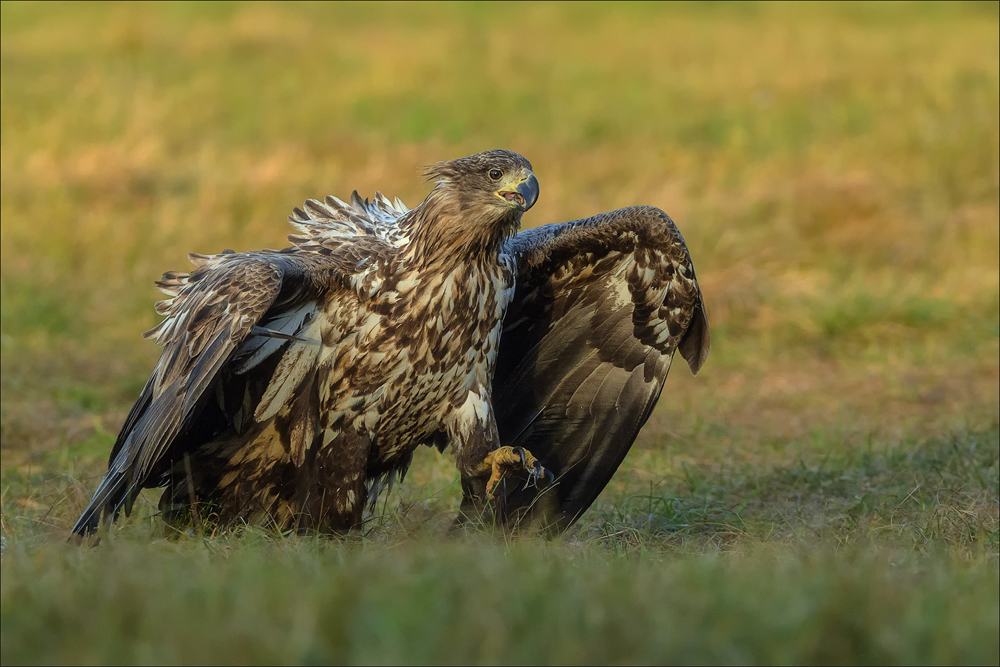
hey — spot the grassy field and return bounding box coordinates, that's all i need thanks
[2,2,998,664]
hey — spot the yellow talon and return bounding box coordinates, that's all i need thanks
[478,446,547,500]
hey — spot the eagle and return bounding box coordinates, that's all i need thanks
[71,150,709,537]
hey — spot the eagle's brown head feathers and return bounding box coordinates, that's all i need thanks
[426,149,538,216]
[406,150,539,266]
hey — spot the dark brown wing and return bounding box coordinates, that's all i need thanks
[493,206,709,531]
[71,250,335,535]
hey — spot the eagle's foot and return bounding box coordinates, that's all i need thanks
[480,446,550,500]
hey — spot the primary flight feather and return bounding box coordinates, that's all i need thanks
[71,150,708,536]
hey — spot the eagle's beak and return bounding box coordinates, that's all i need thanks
[517,173,539,211]
[498,172,539,212]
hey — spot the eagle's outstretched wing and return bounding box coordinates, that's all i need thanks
[493,206,709,531]
[71,194,396,536]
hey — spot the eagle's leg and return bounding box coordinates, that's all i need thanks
[449,388,550,525]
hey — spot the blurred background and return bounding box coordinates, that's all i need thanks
[1,1,997,520]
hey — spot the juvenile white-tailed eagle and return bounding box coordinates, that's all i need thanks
[72,150,709,536]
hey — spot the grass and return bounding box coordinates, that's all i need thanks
[2,430,997,665]
[3,542,996,665]
[1,2,998,665]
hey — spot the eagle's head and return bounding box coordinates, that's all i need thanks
[425,149,539,223]
[405,150,539,265]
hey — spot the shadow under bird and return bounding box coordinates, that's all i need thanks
[71,149,709,537]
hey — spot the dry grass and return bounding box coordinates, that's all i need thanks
[1,2,998,664]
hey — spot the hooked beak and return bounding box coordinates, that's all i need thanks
[498,172,539,212]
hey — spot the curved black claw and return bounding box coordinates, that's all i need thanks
[513,446,527,467]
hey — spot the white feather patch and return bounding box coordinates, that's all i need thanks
[254,317,323,421]
[451,389,491,445]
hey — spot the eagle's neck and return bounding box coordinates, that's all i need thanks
[399,185,520,270]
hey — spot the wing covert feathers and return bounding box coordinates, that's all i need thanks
[495,206,709,530]
[286,191,409,247]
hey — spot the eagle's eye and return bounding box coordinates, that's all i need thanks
[488,168,503,181]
